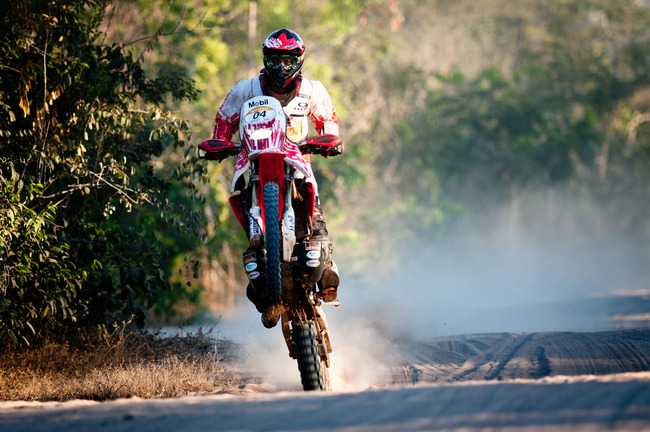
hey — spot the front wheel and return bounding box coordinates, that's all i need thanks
[293,320,329,391]
[263,182,281,299]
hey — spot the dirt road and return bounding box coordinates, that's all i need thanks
[2,328,650,432]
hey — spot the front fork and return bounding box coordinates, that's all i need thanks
[281,303,333,366]
[281,180,296,262]
[248,185,264,248]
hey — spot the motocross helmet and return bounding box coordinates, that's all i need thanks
[262,28,305,90]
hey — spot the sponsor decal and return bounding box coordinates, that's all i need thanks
[248,99,269,109]
[306,259,320,268]
[245,106,276,125]
[284,213,295,232]
[249,106,272,113]
[248,271,260,280]
[306,251,320,259]
[286,123,304,141]
[245,262,258,272]
[243,253,256,264]
[305,242,319,251]
[288,101,308,113]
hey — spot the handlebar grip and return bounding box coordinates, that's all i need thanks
[299,134,343,157]
[197,139,241,162]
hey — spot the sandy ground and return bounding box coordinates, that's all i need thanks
[1,372,650,431]
[2,327,650,432]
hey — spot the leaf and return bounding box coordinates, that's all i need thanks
[25,321,35,335]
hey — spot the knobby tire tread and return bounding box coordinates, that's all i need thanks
[263,182,282,299]
[292,320,325,391]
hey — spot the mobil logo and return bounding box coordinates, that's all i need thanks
[248,98,269,109]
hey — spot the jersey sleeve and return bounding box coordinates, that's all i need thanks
[212,80,252,140]
[309,80,340,136]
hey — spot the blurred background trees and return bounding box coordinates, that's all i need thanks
[2,0,650,344]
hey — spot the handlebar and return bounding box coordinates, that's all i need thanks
[198,134,343,161]
[197,139,241,162]
[298,134,344,157]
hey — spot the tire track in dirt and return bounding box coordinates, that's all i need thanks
[531,345,551,379]
[614,336,650,371]
[394,329,650,384]
[483,333,535,380]
[540,330,650,376]
[392,340,477,384]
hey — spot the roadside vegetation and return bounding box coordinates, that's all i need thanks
[0,323,241,401]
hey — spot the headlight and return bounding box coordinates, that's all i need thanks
[249,128,272,140]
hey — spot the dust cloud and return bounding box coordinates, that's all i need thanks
[215,303,398,391]
[351,187,650,338]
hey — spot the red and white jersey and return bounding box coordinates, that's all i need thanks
[212,75,339,143]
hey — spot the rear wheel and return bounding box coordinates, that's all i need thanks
[292,320,328,391]
[263,182,281,299]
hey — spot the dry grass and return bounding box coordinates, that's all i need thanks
[0,322,243,401]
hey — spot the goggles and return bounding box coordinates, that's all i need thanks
[264,53,304,70]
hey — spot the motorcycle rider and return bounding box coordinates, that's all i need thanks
[211,28,341,328]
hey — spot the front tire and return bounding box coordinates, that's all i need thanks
[293,320,327,391]
[263,182,282,299]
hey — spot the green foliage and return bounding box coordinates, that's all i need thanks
[395,0,650,218]
[0,163,88,345]
[400,67,597,202]
[0,0,201,345]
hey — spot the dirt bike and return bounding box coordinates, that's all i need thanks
[198,95,343,391]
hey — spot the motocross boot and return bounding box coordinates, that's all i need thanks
[247,282,280,328]
[243,248,280,328]
[312,203,340,302]
[261,303,282,329]
[319,260,339,302]
[261,313,279,329]
[246,283,266,313]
